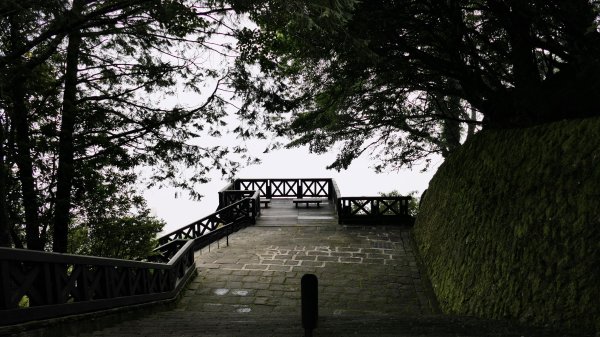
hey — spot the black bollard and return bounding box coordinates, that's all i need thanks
[301,274,318,337]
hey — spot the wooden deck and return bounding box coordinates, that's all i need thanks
[256,198,336,227]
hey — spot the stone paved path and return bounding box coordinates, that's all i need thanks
[75,200,574,336]
[183,229,432,317]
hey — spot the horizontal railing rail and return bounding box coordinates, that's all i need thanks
[337,196,415,225]
[0,240,196,325]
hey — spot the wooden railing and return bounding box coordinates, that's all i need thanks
[337,196,414,225]
[158,193,259,251]
[218,190,256,209]
[0,178,411,327]
[0,240,195,325]
[233,178,334,199]
[228,178,413,225]
[329,179,341,214]
[1,190,260,326]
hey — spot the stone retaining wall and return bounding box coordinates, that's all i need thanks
[414,117,600,334]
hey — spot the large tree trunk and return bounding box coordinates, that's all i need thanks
[53,0,84,253]
[11,75,43,250]
[440,96,463,158]
[0,119,12,247]
[8,14,43,250]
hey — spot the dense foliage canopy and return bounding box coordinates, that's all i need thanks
[3,0,599,256]
[0,0,250,255]
[228,0,600,170]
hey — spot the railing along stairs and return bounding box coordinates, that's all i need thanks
[0,189,261,326]
[0,178,414,329]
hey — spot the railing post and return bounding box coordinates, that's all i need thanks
[249,197,257,223]
[104,266,114,299]
[42,263,55,305]
[0,260,13,309]
[337,199,343,224]
[218,191,223,209]
[297,180,303,199]
[78,265,91,301]
[403,197,410,215]
[255,196,260,218]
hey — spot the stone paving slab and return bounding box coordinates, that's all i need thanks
[73,311,576,336]
[182,225,434,317]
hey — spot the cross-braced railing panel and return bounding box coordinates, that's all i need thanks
[338,196,414,225]
[233,178,336,200]
[237,180,268,197]
[160,216,216,244]
[347,199,372,215]
[270,179,298,197]
[301,179,329,197]
[378,199,409,215]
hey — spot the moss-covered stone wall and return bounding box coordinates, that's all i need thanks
[413,118,600,334]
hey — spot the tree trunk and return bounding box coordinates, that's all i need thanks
[508,2,542,126]
[0,119,12,247]
[436,95,463,158]
[8,14,43,250]
[53,0,84,253]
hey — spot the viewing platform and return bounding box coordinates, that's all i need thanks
[255,198,336,226]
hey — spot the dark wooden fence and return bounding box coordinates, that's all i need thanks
[233,178,336,199]
[1,178,412,327]
[228,178,413,225]
[0,240,195,325]
[217,190,258,210]
[337,196,414,225]
[1,192,260,326]
[158,192,260,251]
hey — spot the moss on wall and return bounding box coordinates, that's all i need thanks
[413,117,600,334]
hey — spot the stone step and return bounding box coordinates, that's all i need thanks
[74,312,576,337]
